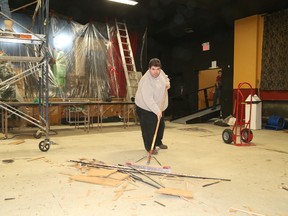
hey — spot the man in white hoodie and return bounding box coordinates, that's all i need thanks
[135,58,170,155]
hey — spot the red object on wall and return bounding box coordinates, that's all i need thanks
[260,90,288,101]
[233,89,288,103]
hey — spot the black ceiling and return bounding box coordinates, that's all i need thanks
[9,0,288,37]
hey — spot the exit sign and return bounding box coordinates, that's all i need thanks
[202,42,210,51]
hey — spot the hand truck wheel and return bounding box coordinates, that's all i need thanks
[39,140,50,152]
[34,130,43,139]
[222,129,233,144]
[241,128,253,143]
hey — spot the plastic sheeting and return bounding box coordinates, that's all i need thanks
[0,13,144,101]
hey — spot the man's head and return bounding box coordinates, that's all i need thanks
[148,58,161,78]
[218,70,222,77]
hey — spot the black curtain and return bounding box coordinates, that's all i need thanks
[261,9,288,90]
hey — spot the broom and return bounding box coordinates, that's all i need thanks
[147,87,168,165]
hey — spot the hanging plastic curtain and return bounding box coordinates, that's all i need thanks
[48,16,123,100]
[0,13,145,101]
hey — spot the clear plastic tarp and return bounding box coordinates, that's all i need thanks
[0,13,145,101]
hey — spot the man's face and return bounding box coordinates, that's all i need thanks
[149,66,161,78]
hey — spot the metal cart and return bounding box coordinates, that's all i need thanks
[222,82,255,146]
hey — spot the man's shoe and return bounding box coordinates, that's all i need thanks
[152,149,158,155]
[158,144,168,149]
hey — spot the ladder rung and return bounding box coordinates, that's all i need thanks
[116,19,138,99]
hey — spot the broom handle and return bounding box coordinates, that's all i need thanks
[147,88,168,164]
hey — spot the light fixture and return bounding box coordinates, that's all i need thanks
[53,34,72,49]
[107,0,138,6]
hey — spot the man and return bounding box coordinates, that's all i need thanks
[211,69,222,110]
[135,58,170,155]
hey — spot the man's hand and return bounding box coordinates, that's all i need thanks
[157,112,162,120]
[165,75,170,89]
[166,82,171,89]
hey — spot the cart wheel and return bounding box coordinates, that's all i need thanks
[39,140,50,152]
[241,128,253,143]
[222,129,233,144]
[34,130,43,139]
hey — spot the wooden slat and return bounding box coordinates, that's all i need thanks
[70,175,123,187]
[155,187,193,198]
[109,172,130,180]
[8,140,25,145]
[87,168,117,177]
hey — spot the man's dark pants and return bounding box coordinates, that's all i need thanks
[136,106,165,152]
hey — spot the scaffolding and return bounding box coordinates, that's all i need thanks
[0,0,53,151]
[0,3,146,150]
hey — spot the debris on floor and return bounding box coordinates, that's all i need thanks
[4,197,16,201]
[228,207,266,216]
[2,159,14,164]
[70,175,123,187]
[155,187,193,198]
[113,182,135,201]
[280,183,288,191]
[68,158,231,201]
[202,180,221,187]
[154,200,166,207]
[27,156,46,162]
[214,119,229,127]
[178,127,212,133]
[87,168,118,177]
[8,140,25,145]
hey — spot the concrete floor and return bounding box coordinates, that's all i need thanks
[0,121,287,216]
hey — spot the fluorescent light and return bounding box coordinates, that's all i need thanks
[54,34,73,49]
[107,0,138,6]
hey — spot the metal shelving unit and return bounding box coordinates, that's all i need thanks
[0,0,53,151]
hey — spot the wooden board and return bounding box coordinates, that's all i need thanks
[155,187,193,198]
[109,172,130,180]
[87,168,117,177]
[8,140,25,145]
[70,175,123,187]
[27,156,45,162]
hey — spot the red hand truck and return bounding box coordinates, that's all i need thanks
[222,82,255,146]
